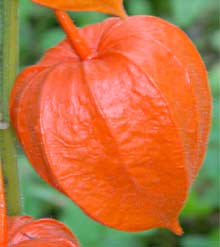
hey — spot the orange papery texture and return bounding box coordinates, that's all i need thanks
[8,216,80,247]
[0,155,79,246]
[10,16,211,234]
[32,0,127,18]
[0,163,7,246]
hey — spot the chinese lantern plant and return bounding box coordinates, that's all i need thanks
[8,217,80,247]
[0,161,80,247]
[10,0,212,238]
[8,216,80,247]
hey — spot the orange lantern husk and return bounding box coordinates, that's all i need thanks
[10,13,212,235]
[32,0,128,19]
[0,156,80,246]
[0,161,7,246]
[8,216,79,247]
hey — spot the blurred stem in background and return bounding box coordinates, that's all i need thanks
[0,0,22,215]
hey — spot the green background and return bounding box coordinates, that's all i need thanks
[17,0,219,246]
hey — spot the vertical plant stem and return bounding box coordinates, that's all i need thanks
[0,0,22,215]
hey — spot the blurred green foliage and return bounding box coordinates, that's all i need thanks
[17,0,219,246]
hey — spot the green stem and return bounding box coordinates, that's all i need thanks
[0,0,22,215]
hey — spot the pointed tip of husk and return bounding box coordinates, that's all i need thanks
[168,220,183,236]
[115,6,128,19]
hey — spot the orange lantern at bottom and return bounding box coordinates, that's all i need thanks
[10,11,212,234]
[8,216,79,247]
[0,161,80,247]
